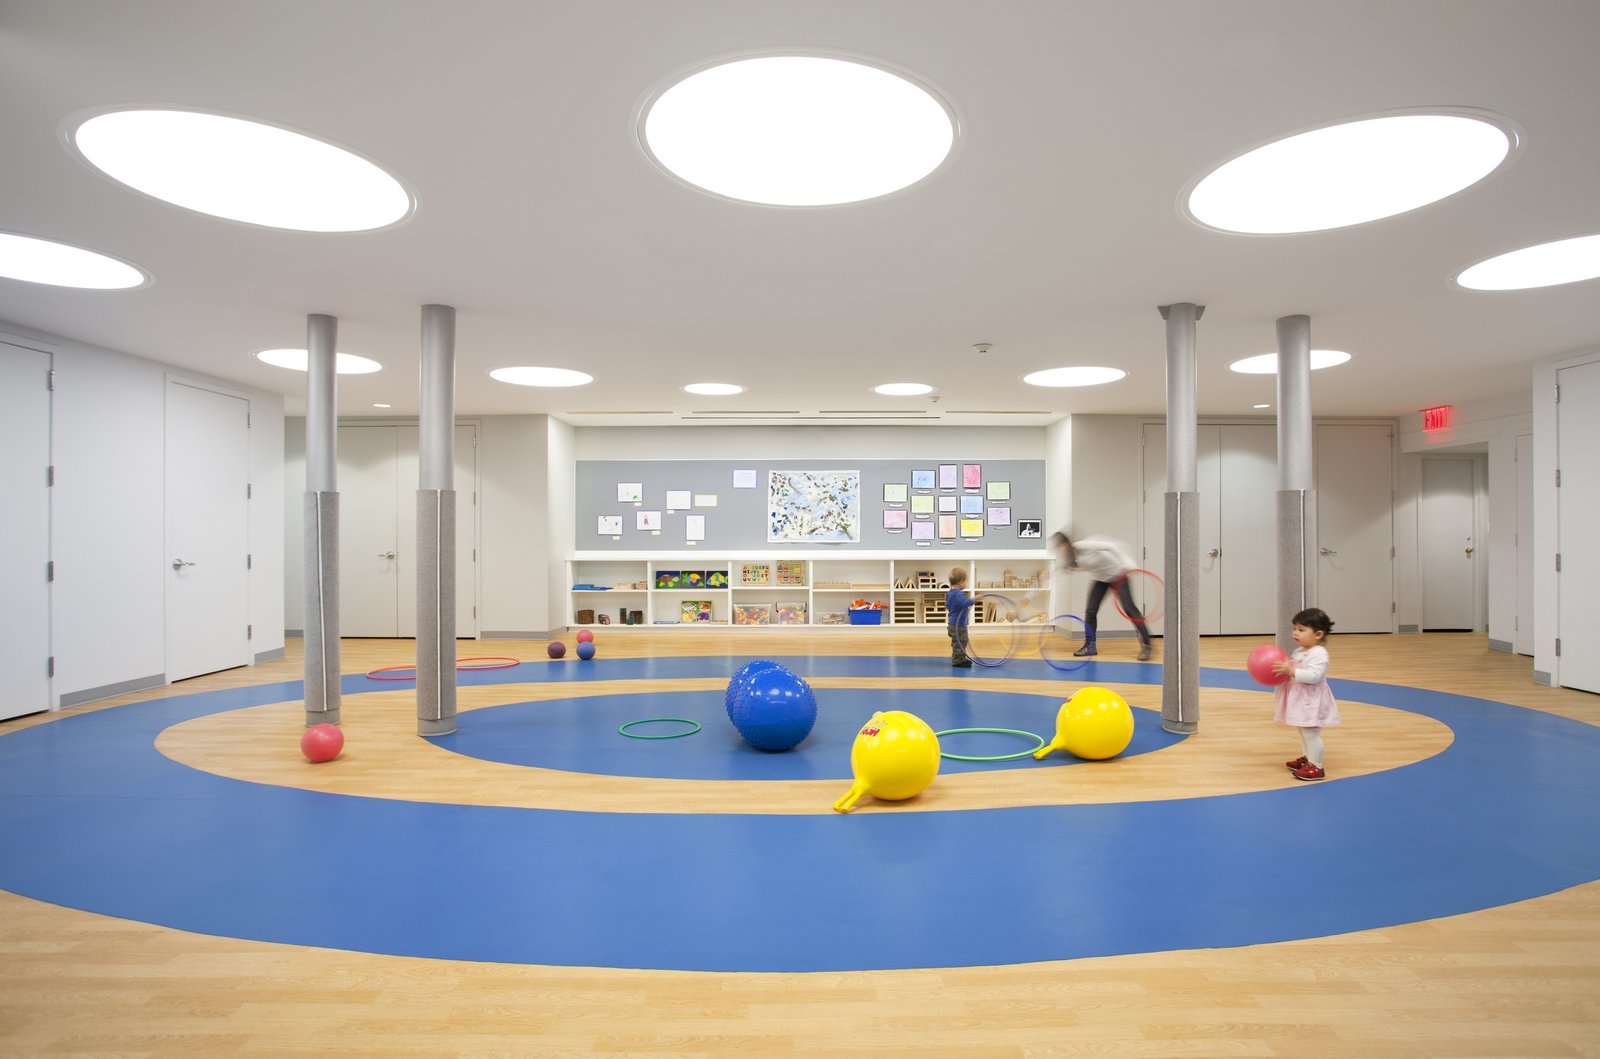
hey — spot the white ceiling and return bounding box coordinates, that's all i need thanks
[3,0,1597,425]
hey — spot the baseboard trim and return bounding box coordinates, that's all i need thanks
[253,647,286,663]
[481,630,555,640]
[1398,624,1420,633]
[60,673,166,709]
[1488,638,1513,654]
[284,629,304,638]
[1533,669,1553,686]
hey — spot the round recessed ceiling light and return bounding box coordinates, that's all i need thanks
[72,109,412,232]
[1229,350,1352,375]
[873,382,935,396]
[489,366,594,388]
[682,382,746,396]
[1457,233,1600,290]
[642,55,956,206]
[254,348,383,374]
[1021,366,1127,388]
[1186,112,1513,234]
[0,231,147,289]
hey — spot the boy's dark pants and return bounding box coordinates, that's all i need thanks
[948,621,970,664]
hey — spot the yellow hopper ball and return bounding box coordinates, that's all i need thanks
[1033,686,1135,761]
[832,710,941,813]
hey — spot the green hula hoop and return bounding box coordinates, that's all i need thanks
[618,717,702,739]
[935,727,1047,762]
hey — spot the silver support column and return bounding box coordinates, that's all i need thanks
[303,313,341,727]
[417,304,458,736]
[1275,314,1317,650]
[1158,302,1203,734]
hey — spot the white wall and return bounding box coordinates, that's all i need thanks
[546,417,576,631]
[1397,392,1532,646]
[573,424,1046,462]
[1533,345,1600,685]
[0,321,284,708]
[477,415,553,637]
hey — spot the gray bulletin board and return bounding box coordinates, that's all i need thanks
[576,458,1048,551]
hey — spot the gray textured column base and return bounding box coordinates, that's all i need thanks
[303,490,341,726]
[417,488,458,737]
[1533,669,1553,686]
[1162,491,1200,734]
[1488,638,1513,653]
[1276,489,1318,651]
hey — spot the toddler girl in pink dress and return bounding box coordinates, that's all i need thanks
[1275,607,1339,781]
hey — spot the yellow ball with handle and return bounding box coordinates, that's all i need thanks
[832,710,941,813]
[1033,686,1135,761]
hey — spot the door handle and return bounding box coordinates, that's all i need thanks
[1207,548,1220,558]
[1320,547,1338,557]
[172,558,196,570]
[379,551,396,560]
[1465,546,1474,556]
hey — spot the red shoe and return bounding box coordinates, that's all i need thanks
[1292,763,1326,782]
[1285,755,1309,771]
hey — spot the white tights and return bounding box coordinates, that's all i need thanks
[1299,727,1325,767]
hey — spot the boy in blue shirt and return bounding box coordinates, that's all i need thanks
[946,567,973,668]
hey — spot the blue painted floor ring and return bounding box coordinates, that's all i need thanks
[431,687,1185,779]
[1,656,1598,973]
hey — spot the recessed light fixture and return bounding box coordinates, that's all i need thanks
[254,348,382,374]
[373,403,392,409]
[72,109,413,232]
[641,55,956,206]
[873,382,935,396]
[1185,112,1514,234]
[1021,367,1127,388]
[1229,350,1351,375]
[489,366,594,388]
[1457,233,1600,290]
[683,382,746,396]
[1253,403,1271,409]
[0,231,147,289]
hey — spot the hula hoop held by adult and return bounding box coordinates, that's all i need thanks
[1051,531,1154,661]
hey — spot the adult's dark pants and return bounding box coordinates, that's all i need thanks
[1084,577,1151,646]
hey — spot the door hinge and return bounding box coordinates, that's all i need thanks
[246,483,252,499]
[1556,553,1562,572]
[46,369,55,391]
[473,605,477,618]
[472,548,477,561]
[46,465,54,486]
[1391,601,1396,614]
[46,560,54,582]
[1390,545,1395,559]
[1554,384,1560,403]
[247,412,252,427]
[1556,469,1561,487]
[246,554,252,570]
[1556,638,1562,656]
[247,624,253,640]
[1515,615,1519,631]
[47,656,55,677]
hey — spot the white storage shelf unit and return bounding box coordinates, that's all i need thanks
[568,552,1053,629]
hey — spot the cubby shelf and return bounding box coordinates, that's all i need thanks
[567,552,1053,629]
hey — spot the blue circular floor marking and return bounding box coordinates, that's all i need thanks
[1,656,1598,973]
[429,687,1184,779]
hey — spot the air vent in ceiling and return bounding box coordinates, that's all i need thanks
[945,410,1056,415]
[566,410,672,415]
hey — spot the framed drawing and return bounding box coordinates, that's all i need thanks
[1017,519,1043,539]
[911,469,936,490]
[883,482,909,504]
[883,509,908,530]
[962,464,982,489]
[986,480,1011,502]
[938,464,958,489]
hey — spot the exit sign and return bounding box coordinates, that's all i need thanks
[1422,405,1453,431]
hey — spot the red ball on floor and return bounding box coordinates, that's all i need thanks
[576,629,595,644]
[301,723,344,763]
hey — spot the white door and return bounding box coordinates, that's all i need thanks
[166,382,250,681]
[1316,424,1395,633]
[397,424,479,637]
[1557,362,1600,692]
[1139,424,1223,636]
[1218,424,1278,634]
[1420,457,1478,631]
[0,343,52,719]
[338,425,402,637]
[1515,433,1534,656]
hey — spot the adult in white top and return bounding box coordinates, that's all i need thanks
[1051,531,1153,660]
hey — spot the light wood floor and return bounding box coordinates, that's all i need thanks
[2,632,1597,1057]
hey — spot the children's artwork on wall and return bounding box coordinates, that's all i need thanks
[768,470,861,543]
[911,521,935,541]
[883,482,908,504]
[617,482,643,503]
[883,509,908,530]
[938,514,958,539]
[597,515,623,536]
[685,514,706,542]
[962,464,982,489]
[986,480,1011,501]
[1017,519,1042,539]
[938,495,958,513]
[732,469,758,489]
[910,494,934,515]
[987,505,1011,526]
[938,464,958,489]
[693,493,718,507]
[666,490,691,511]
[960,517,984,538]
[636,510,661,531]
[960,494,984,515]
[912,469,936,490]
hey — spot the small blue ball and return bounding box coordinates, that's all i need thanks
[727,662,817,752]
[576,641,595,660]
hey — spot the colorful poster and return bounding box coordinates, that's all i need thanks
[912,469,936,490]
[597,515,622,536]
[883,509,908,530]
[987,506,1011,526]
[767,470,861,543]
[938,464,958,489]
[883,483,909,504]
[986,480,1011,501]
[910,494,934,515]
[938,514,958,540]
[962,464,982,489]
[960,517,984,538]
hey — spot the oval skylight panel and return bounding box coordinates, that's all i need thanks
[0,232,146,289]
[490,366,594,387]
[642,55,955,206]
[73,109,412,231]
[254,349,383,374]
[1022,367,1126,387]
[1228,350,1352,374]
[1457,234,1600,290]
[683,382,746,395]
[873,382,934,396]
[1187,114,1513,234]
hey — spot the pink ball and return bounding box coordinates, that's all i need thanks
[576,629,595,644]
[1247,644,1290,686]
[547,641,567,659]
[301,723,344,763]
